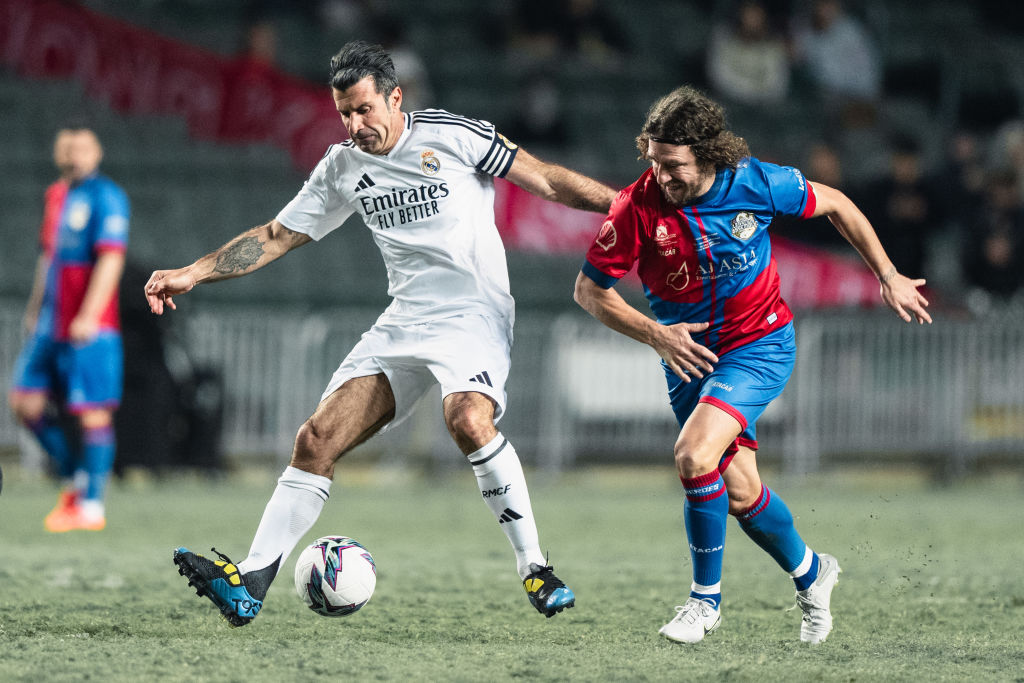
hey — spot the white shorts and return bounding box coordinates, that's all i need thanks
[321,313,512,433]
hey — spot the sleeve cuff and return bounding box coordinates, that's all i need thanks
[581,260,620,289]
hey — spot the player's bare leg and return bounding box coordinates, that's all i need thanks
[174,374,396,626]
[444,391,574,617]
[724,447,841,643]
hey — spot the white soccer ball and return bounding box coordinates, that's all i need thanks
[294,536,376,617]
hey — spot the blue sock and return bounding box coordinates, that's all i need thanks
[82,425,116,502]
[27,415,76,479]
[682,470,728,609]
[735,484,819,590]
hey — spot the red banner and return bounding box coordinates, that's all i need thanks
[0,0,345,169]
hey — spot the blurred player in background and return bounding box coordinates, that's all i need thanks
[9,126,130,532]
[574,86,930,644]
[146,40,616,626]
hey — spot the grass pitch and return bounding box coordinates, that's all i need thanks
[0,463,1022,682]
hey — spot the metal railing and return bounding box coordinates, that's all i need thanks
[2,298,1022,473]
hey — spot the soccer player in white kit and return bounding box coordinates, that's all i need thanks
[145,41,617,626]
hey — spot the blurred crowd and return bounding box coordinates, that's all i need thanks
[160,0,1024,310]
[700,0,1024,312]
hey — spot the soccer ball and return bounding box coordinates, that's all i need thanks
[294,536,376,617]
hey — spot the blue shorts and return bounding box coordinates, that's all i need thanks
[11,331,123,412]
[664,322,795,452]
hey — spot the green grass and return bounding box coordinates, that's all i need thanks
[1,464,1022,682]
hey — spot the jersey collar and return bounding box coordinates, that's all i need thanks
[382,113,413,158]
[681,168,725,207]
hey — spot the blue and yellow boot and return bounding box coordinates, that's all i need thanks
[523,562,575,618]
[173,547,275,627]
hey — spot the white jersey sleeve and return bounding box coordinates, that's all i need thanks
[411,109,517,178]
[275,144,355,241]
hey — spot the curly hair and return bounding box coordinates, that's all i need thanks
[329,40,398,95]
[635,86,749,170]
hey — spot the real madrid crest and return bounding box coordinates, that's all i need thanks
[420,149,440,176]
[730,211,757,240]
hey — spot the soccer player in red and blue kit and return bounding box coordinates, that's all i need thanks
[9,126,129,532]
[575,86,931,644]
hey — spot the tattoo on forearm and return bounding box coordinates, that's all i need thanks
[214,236,264,275]
[879,266,898,284]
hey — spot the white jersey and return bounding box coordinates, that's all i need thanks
[277,109,519,327]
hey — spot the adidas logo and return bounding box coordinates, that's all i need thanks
[498,508,523,524]
[354,173,376,192]
[468,370,493,387]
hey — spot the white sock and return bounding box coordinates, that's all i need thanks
[79,498,104,521]
[788,546,815,579]
[468,433,546,579]
[237,466,332,575]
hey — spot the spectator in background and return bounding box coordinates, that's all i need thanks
[503,73,570,154]
[706,0,790,106]
[989,120,1024,204]
[242,18,279,67]
[934,130,987,232]
[857,135,937,280]
[8,126,129,533]
[501,0,630,70]
[791,0,881,124]
[373,18,433,112]
[318,0,373,39]
[771,141,847,247]
[219,18,282,141]
[962,168,1024,306]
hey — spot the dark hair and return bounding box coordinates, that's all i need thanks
[58,118,95,134]
[329,40,398,95]
[636,86,749,170]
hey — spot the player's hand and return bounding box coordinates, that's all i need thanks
[68,315,100,344]
[21,310,39,336]
[653,321,719,382]
[144,268,195,315]
[881,273,932,324]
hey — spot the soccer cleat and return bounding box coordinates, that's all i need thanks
[43,489,82,532]
[173,547,274,627]
[523,562,575,617]
[659,597,721,643]
[796,553,842,644]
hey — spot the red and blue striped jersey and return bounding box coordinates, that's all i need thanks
[39,179,69,257]
[583,157,816,355]
[36,172,130,341]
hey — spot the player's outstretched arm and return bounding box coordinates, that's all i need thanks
[145,219,311,315]
[574,271,718,382]
[809,181,932,325]
[504,148,618,213]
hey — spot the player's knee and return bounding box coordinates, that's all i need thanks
[444,407,496,454]
[672,437,720,477]
[9,394,44,426]
[77,409,113,431]
[291,419,335,473]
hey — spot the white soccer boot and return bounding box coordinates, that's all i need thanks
[658,596,721,643]
[796,553,842,644]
